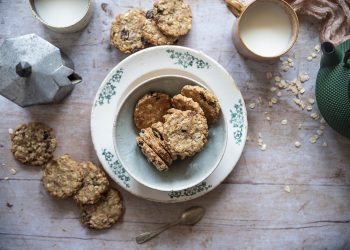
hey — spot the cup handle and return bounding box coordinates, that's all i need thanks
[225,0,245,17]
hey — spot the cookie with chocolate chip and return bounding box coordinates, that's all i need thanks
[133,92,171,130]
[181,85,221,124]
[73,161,109,205]
[110,9,147,53]
[10,122,57,166]
[153,0,192,37]
[43,155,84,198]
[136,137,169,171]
[80,188,123,229]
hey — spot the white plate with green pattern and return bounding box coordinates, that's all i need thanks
[91,46,247,203]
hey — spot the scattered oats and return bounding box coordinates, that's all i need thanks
[308,98,315,104]
[293,98,305,109]
[309,134,320,144]
[284,185,291,193]
[307,56,313,61]
[281,65,289,72]
[322,142,328,147]
[306,105,313,111]
[270,87,277,92]
[10,168,16,175]
[320,118,326,124]
[311,52,317,58]
[298,123,303,129]
[281,119,288,125]
[260,144,267,151]
[288,62,294,67]
[277,91,282,97]
[274,76,281,82]
[4,177,9,180]
[266,116,271,121]
[271,97,278,104]
[287,58,293,63]
[299,72,310,83]
[268,101,273,107]
[314,45,321,52]
[8,128,13,134]
[310,113,320,120]
[266,72,273,80]
[282,60,289,66]
[249,103,256,109]
[319,125,326,130]
[316,129,323,136]
[294,141,302,148]
[300,88,305,94]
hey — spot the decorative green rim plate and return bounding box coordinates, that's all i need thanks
[91,46,247,203]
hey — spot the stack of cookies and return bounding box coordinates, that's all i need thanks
[110,0,192,53]
[134,85,221,172]
[9,122,123,230]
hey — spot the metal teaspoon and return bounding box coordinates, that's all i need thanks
[136,206,205,244]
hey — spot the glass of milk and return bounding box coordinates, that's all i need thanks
[29,0,93,33]
[226,0,299,60]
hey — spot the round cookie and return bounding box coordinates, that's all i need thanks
[80,188,123,230]
[142,12,178,45]
[73,162,109,205]
[139,127,173,165]
[181,85,221,124]
[10,122,57,166]
[133,92,171,130]
[110,9,147,53]
[151,122,177,161]
[136,137,169,172]
[163,109,208,159]
[43,155,83,198]
[153,0,192,37]
[171,94,205,116]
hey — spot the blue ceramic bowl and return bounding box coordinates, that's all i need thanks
[113,75,227,192]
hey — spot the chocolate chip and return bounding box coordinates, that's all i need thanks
[138,140,144,146]
[120,29,129,41]
[181,129,187,133]
[200,93,207,101]
[43,131,49,140]
[146,10,153,19]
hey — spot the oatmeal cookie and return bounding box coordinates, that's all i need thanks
[10,122,57,166]
[181,85,221,124]
[171,94,205,116]
[143,11,178,45]
[74,162,109,205]
[134,92,171,130]
[42,155,83,198]
[136,137,169,171]
[153,0,192,37]
[139,127,172,165]
[163,109,208,158]
[151,122,177,161]
[80,188,123,230]
[110,9,147,53]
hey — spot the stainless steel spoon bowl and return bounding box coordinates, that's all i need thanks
[136,206,205,244]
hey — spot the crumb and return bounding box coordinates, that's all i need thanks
[319,125,326,130]
[281,65,289,72]
[314,45,321,52]
[260,144,267,151]
[320,118,326,124]
[307,56,313,61]
[271,97,278,104]
[10,168,16,175]
[287,58,293,63]
[8,128,13,134]
[316,129,323,136]
[6,202,13,208]
[270,87,277,92]
[310,113,320,120]
[299,73,310,83]
[249,103,256,109]
[308,98,315,104]
[284,185,291,193]
[322,142,328,147]
[266,72,273,80]
[266,116,271,121]
[294,141,302,148]
[281,119,288,125]
[300,88,305,94]
[276,91,282,97]
[306,105,313,112]
[298,123,303,129]
[309,134,319,144]
[274,76,281,82]
[311,52,317,58]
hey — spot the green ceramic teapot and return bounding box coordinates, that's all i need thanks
[316,40,350,138]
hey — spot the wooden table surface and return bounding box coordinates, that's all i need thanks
[1,1,350,249]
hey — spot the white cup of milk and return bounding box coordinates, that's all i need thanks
[226,0,299,60]
[29,0,93,33]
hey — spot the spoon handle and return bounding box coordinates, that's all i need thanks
[136,221,178,244]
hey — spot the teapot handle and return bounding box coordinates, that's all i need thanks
[344,49,350,68]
